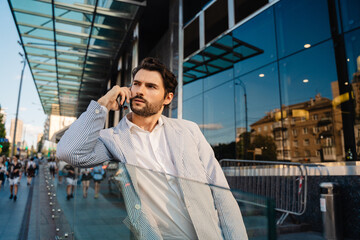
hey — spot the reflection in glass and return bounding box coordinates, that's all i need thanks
[345,28,360,158]
[235,63,280,161]
[274,0,331,58]
[278,40,343,162]
[204,81,236,159]
[183,95,204,131]
[233,7,277,76]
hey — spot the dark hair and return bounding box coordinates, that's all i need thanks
[132,57,178,96]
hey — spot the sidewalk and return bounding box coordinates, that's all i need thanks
[0,174,31,239]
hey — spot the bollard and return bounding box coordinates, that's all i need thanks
[320,182,343,240]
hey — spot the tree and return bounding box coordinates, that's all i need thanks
[248,134,277,161]
[0,105,10,156]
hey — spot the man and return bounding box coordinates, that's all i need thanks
[57,57,247,239]
[8,155,22,202]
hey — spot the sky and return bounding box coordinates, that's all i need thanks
[0,1,47,148]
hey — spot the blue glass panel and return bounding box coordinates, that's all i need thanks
[184,78,203,100]
[204,81,235,149]
[340,0,360,32]
[275,0,331,58]
[209,58,233,68]
[233,7,276,76]
[204,46,226,55]
[204,68,233,91]
[279,40,337,106]
[183,95,204,133]
[235,63,280,133]
[345,28,360,83]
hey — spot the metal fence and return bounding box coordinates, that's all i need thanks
[219,159,324,224]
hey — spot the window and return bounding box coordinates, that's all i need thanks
[304,139,310,146]
[301,117,306,122]
[205,0,228,44]
[284,150,290,157]
[313,114,318,120]
[264,125,268,131]
[234,0,267,24]
[316,139,321,145]
[316,150,321,156]
[275,0,331,58]
[313,127,319,133]
[303,128,308,134]
[325,138,333,146]
[184,17,199,58]
[293,140,298,147]
[291,118,296,124]
[292,129,297,136]
[294,151,300,157]
[305,150,311,157]
[258,127,261,133]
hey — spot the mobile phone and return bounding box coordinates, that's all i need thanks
[117,95,128,110]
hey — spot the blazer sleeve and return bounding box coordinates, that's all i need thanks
[192,122,248,240]
[56,100,113,168]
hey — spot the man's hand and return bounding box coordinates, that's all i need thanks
[97,86,131,111]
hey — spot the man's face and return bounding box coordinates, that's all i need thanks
[130,69,173,117]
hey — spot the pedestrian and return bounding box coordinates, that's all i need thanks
[8,155,22,202]
[63,164,76,200]
[91,165,104,199]
[49,158,56,179]
[57,57,248,239]
[26,157,36,185]
[80,168,92,198]
[57,160,67,184]
[0,155,6,189]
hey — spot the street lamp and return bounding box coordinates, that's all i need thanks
[235,79,249,159]
[235,79,248,132]
[12,51,26,157]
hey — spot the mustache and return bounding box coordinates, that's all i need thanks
[130,95,147,103]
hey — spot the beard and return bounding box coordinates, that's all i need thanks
[130,96,164,117]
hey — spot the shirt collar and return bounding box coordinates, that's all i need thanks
[125,113,164,133]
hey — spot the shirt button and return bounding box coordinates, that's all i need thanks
[135,204,140,210]
[95,109,100,114]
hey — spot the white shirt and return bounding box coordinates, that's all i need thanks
[125,115,197,240]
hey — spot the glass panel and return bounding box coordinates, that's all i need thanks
[183,78,203,100]
[184,17,199,59]
[183,95,204,131]
[235,63,279,160]
[345,28,360,157]
[204,0,228,44]
[234,0,268,24]
[55,163,276,239]
[275,0,331,58]
[204,68,233,91]
[279,40,342,162]
[232,6,277,77]
[339,0,360,32]
[204,81,236,159]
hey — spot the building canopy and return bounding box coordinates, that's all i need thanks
[8,0,145,117]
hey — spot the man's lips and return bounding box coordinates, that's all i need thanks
[133,98,145,103]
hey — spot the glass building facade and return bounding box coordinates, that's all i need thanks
[180,0,360,162]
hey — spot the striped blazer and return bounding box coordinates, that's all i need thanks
[57,101,248,240]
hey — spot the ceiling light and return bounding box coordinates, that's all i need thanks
[345,82,349,85]
[303,79,309,83]
[304,44,311,48]
[347,58,350,62]
[259,74,265,77]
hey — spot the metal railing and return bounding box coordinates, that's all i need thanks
[220,159,324,225]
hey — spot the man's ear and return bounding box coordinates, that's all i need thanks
[164,92,174,105]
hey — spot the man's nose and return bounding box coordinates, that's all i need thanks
[135,85,145,96]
